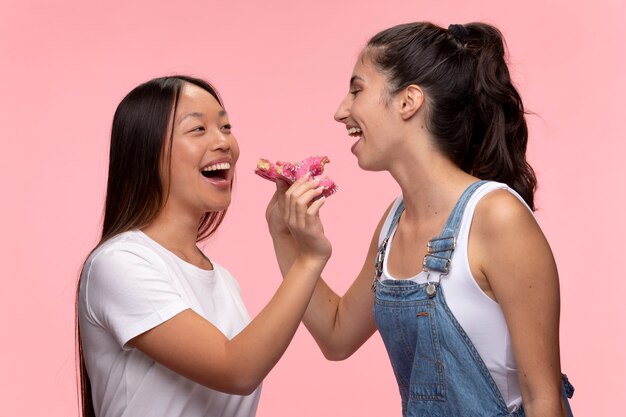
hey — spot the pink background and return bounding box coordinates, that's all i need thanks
[1,0,624,416]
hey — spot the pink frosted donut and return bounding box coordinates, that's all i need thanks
[255,155,338,198]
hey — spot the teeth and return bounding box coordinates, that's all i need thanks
[202,162,230,172]
[347,127,362,136]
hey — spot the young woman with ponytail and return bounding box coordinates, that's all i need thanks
[77,75,331,417]
[267,22,573,416]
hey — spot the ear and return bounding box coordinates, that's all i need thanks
[398,84,424,120]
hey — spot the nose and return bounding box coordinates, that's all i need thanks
[211,130,231,152]
[334,94,350,123]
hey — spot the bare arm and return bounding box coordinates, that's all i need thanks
[472,190,567,417]
[130,178,331,395]
[267,181,394,360]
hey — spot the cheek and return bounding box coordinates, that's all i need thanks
[168,152,188,178]
[167,148,198,191]
[351,98,370,121]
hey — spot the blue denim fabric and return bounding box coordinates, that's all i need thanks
[373,181,574,417]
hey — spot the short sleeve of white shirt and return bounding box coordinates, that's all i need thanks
[83,241,190,348]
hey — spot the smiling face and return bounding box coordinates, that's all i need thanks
[334,52,405,171]
[162,83,239,217]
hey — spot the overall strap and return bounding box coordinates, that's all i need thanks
[423,180,487,274]
[372,199,405,290]
[372,181,487,292]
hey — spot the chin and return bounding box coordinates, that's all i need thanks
[357,159,370,171]
[197,198,229,214]
[356,156,384,172]
[207,202,230,213]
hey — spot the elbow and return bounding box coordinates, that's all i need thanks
[227,372,264,396]
[219,377,262,396]
[202,372,262,396]
[320,345,355,361]
[231,381,261,397]
[324,352,349,361]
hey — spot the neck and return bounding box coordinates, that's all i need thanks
[142,203,205,262]
[388,143,476,224]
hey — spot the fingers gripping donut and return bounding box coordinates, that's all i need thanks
[255,155,338,198]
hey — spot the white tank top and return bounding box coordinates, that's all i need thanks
[378,182,527,410]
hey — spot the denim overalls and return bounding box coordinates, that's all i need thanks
[372,181,574,417]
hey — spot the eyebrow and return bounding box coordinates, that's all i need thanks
[350,75,364,87]
[177,110,228,124]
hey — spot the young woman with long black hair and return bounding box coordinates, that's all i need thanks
[77,75,330,417]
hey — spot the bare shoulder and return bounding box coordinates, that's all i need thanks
[472,188,538,239]
[470,187,556,283]
[469,187,552,270]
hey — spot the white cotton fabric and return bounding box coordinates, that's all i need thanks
[78,230,261,417]
[379,182,528,411]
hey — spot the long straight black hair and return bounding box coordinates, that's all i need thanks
[366,22,537,209]
[77,75,228,417]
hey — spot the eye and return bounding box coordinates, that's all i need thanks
[221,123,232,132]
[190,126,205,133]
[350,89,361,97]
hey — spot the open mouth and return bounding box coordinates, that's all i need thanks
[201,162,230,181]
[347,126,362,137]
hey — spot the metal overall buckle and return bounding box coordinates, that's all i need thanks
[371,237,388,292]
[423,237,454,298]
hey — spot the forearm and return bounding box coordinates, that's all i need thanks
[270,229,298,276]
[516,342,566,417]
[522,394,568,417]
[265,192,389,362]
[225,255,326,393]
[270,231,374,359]
[270,231,343,348]
[300,279,354,359]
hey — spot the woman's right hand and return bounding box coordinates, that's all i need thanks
[129,177,331,396]
[282,174,332,263]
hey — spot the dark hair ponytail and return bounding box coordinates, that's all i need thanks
[464,23,536,209]
[367,22,537,209]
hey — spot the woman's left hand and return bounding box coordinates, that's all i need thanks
[282,174,332,262]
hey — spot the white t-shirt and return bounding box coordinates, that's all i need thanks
[78,230,261,417]
[379,182,528,411]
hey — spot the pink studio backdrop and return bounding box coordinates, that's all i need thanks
[1,0,624,416]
